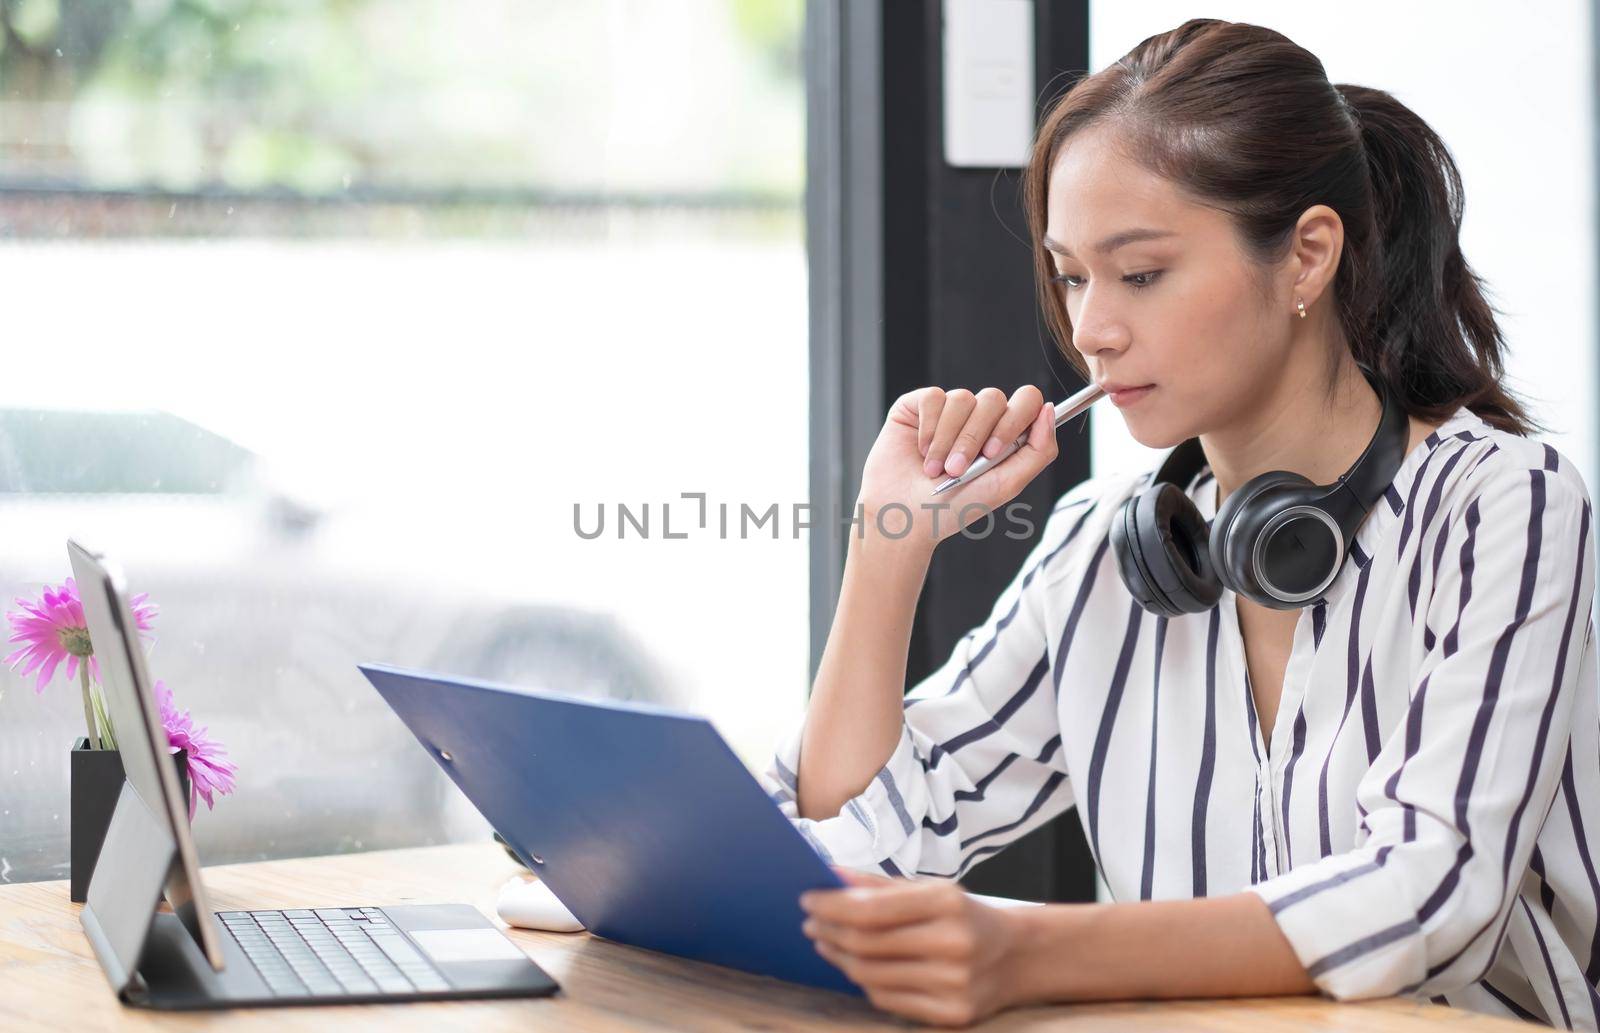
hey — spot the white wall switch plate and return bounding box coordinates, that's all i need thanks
[942,0,1036,168]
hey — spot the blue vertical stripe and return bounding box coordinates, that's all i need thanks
[1141,616,1169,900]
[1319,560,1375,857]
[1085,599,1147,867]
[1191,607,1220,897]
[1053,536,1113,698]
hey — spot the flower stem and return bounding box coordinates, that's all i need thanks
[78,664,101,750]
[91,683,118,751]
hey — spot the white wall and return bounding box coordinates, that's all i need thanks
[1085,2,1598,506]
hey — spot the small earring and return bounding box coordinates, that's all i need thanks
[1295,297,1307,319]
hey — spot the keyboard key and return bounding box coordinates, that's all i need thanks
[409,973,451,993]
[369,934,426,966]
[325,965,367,981]
[401,968,442,988]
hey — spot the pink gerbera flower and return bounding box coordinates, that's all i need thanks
[3,578,157,692]
[155,680,237,820]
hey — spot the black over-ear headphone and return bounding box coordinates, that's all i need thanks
[1110,363,1408,616]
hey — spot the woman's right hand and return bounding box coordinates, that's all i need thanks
[855,384,1060,551]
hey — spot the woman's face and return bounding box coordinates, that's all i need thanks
[1044,126,1293,449]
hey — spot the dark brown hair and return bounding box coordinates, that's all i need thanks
[1022,18,1538,435]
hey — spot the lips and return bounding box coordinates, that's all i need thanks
[1105,384,1155,408]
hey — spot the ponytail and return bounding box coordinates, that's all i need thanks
[1336,83,1538,434]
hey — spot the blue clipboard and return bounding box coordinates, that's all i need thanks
[358,662,858,995]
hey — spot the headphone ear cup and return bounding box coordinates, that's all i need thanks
[1208,470,1313,600]
[1112,491,1176,617]
[1113,483,1222,617]
[1139,483,1223,613]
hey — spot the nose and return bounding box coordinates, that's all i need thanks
[1069,290,1131,361]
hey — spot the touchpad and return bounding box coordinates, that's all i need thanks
[409,928,529,964]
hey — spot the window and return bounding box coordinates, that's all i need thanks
[0,0,807,882]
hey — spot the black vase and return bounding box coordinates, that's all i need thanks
[70,737,189,904]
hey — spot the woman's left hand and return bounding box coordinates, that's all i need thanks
[799,866,1026,1027]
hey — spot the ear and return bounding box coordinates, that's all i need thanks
[1286,204,1345,312]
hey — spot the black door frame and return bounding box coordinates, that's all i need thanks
[806,0,1098,904]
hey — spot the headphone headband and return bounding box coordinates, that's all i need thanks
[1307,364,1408,537]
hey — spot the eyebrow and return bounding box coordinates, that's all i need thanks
[1042,228,1176,258]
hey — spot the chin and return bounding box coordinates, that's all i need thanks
[1121,415,1194,451]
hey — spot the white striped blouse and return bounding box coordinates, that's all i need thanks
[763,404,1600,1029]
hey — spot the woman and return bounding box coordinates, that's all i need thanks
[763,18,1598,1029]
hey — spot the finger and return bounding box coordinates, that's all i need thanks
[943,387,1008,477]
[923,389,975,478]
[981,385,1044,460]
[887,389,921,431]
[859,985,979,1028]
[916,388,947,466]
[805,915,975,960]
[987,402,1061,496]
[1023,393,1060,457]
[954,400,1059,504]
[800,879,960,928]
[833,867,897,888]
[811,938,955,992]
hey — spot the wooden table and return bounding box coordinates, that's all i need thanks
[0,842,1525,1030]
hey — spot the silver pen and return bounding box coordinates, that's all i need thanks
[930,382,1107,496]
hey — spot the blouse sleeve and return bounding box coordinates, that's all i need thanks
[1246,457,1596,1000]
[759,474,1115,879]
